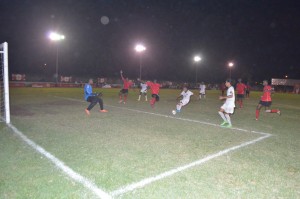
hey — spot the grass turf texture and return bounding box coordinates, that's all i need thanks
[1,88,299,198]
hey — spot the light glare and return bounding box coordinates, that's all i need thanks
[49,32,65,41]
[194,56,201,62]
[135,44,146,52]
[228,62,234,67]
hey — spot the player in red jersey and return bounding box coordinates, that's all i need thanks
[236,78,247,108]
[138,78,161,108]
[147,80,162,108]
[255,80,281,120]
[119,70,133,104]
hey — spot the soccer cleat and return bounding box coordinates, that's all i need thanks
[277,110,281,116]
[176,109,181,113]
[85,109,90,116]
[123,101,126,104]
[220,121,228,126]
[119,100,123,103]
[225,124,232,128]
[99,109,108,113]
[137,99,140,101]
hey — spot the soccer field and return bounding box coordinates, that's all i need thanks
[0,88,299,198]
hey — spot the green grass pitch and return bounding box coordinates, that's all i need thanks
[0,88,299,198]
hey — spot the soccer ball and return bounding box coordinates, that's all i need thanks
[172,110,176,115]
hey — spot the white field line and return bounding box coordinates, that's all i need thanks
[55,96,272,196]
[7,123,112,199]
[106,105,270,136]
[110,133,271,196]
[54,96,269,136]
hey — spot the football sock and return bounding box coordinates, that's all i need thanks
[176,104,182,111]
[124,95,127,102]
[270,109,279,113]
[256,110,260,119]
[225,114,231,125]
[145,95,148,101]
[240,101,243,108]
[119,95,122,100]
[138,95,141,100]
[152,98,156,105]
[150,98,154,105]
[218,111,226,121]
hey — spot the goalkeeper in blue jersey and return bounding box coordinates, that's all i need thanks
[84,79,108,116]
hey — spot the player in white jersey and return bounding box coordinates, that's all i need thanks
[218,79,235,128]
[176,86,193,113]
[138,82,148,101]
[199,82,206,99]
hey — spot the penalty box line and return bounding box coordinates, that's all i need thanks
[110,133,271,196]
[105,105,272,196]
[55,96,273,196]
[6,123,112,199]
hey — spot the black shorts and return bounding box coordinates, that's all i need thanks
[152,94,160,101]
[259,100,272,107]
[120,89,129,94]
[246,90,250,94]
[236,94,245,99]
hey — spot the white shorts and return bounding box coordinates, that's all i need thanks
[221,103,235,114]
[140,89,147,94]
[180,99,190,106]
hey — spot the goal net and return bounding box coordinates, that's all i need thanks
[0,42,10,123]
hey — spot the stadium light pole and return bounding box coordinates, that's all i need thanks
[48,32,65,84]
[228,62,234,79]
[135,44,146,80]
[194,55,202,84]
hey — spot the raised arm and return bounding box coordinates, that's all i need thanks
[120,70,124,80]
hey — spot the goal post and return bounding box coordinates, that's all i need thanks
[0,42,10,124]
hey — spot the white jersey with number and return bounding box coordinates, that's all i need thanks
[199,84,206,94]
[140,83,148,93]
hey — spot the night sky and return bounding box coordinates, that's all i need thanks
[1,0,299,82]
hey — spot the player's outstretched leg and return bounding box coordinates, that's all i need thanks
[145,94,148,101]
[266,109,281,115]
[176,102,182,113]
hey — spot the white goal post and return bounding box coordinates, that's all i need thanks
[0,42,10,124]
